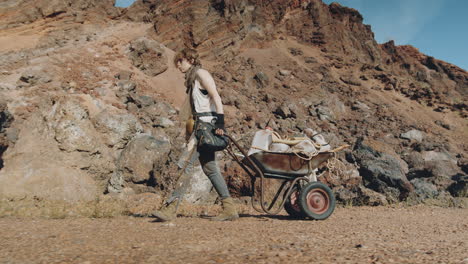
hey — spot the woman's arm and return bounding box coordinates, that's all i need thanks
[197,69,224,114]
[197,69,225,135]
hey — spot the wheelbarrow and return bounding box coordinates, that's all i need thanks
[224,134,347,220]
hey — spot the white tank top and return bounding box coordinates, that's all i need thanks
[192,78,217,122]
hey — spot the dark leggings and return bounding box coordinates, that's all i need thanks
[198,149,230,199]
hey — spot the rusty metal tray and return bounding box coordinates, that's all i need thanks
[243,151,333,178]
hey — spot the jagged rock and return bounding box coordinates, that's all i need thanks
[0,99,13,169]
[92,110,143,149]
[410,178,439,200]
[351,101,371,112]
[316,104,334,121]
[108,134,171,193]
[132,95,154,108]
[335,185,388,206]
[434,120,451,130]
[352,139,413,202]
[55,117,100,153]
[254,72,269,88]
[448,174,468,197]
[288,47,303,56]
[400,129,424,142]
[0,99,13,132]
[275,103,297,119]
[154,117,175,128]
[117,80,137,92]
[304,57,317,64]
[355,185,389,206]
[141,101,177,122]
[114,71,134,81]
[50,99,100,153]
[18,67,52,86]
[340,75,362,86]
[128,37,168,77]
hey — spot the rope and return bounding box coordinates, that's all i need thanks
[326,152,346,181]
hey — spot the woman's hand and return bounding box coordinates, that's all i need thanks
[215,128,224,136]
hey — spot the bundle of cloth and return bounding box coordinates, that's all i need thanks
[247,128,331,157]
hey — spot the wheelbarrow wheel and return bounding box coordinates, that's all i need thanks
[284,186,305,219]
[299,182,335,220]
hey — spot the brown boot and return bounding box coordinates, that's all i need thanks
[151,201,178,222]
[210,197,239,221]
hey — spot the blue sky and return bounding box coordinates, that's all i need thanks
[115,0,467,70]
[115,0,135,8]
[323,0,467,70]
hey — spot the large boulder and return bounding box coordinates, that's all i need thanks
[92,110,143,149]
[351,138,413,202]
[128,37,168,77]
[448,174,468,197]
[405,150,461,193]
[108,134,171,192]
[410,178,439,200]
[48,98,101,153]
[0,109,99,201]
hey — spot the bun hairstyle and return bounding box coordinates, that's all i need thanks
[173,48,201,66]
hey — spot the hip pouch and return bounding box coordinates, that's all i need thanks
[194,121,229,152]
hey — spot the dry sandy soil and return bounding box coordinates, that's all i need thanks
[0,206,467,264]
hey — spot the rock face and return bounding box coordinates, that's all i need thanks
[0,0,120,30]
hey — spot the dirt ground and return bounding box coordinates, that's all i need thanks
[0,206,467,264]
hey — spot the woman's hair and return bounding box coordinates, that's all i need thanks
[173,48,201,66]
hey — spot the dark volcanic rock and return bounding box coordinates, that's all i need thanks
[351,138,414,202]
[0,99,13,169]
[448,174,468,197]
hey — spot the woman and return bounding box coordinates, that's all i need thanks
[151,48,238,222]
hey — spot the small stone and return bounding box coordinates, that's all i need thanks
[304,57,317,64]
[400,129,424,142]
[279,69,291,76]
[115,71,133,81]
[155,117,175,128]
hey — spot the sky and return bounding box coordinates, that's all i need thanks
[322,0,467,70]
[115,0,467,70]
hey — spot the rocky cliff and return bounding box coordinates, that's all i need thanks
[0,0,466,214]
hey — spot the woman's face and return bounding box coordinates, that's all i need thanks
[176,58,192,73]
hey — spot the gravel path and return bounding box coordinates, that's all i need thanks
[0,206,467,264]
